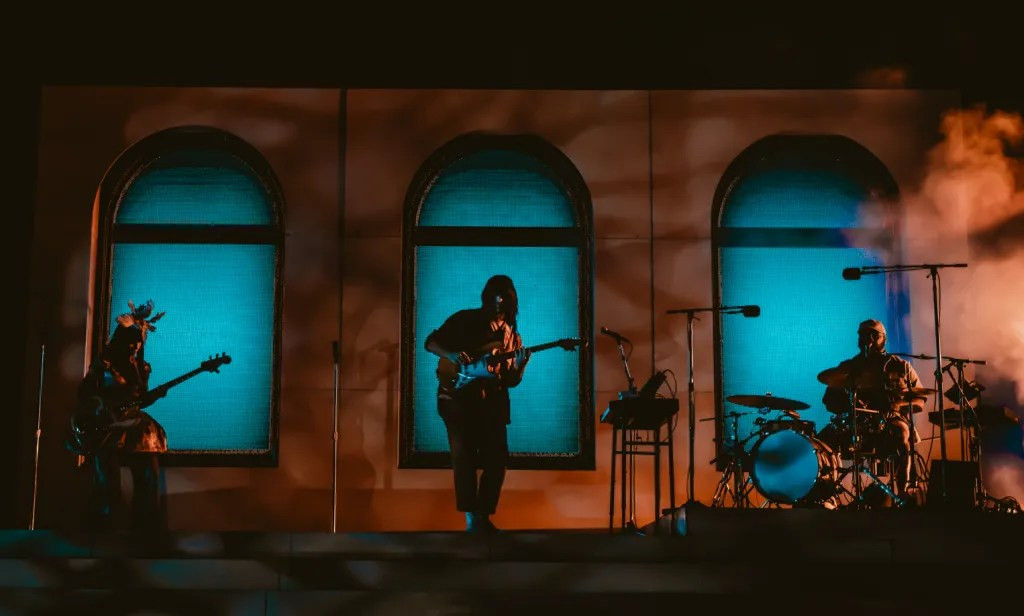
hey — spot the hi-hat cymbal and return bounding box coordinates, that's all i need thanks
[726,394,810,410]
[891,388,936,412]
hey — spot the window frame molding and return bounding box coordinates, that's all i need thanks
[399,133,595,470]
[710,134,904,469]
[89,125,286,467]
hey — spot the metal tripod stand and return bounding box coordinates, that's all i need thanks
[835,455,906,509]
[710,412,759,508]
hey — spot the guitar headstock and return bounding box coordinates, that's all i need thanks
[557,337,587,351]
[201,353,232,373]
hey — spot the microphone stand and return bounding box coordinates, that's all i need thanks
[30,344,45,530]
[614,338,638,397]
[610,337,638,531]
[847,263,966,504]
[666,305,753,506]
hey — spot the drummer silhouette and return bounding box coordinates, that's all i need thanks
[819,319,929,497]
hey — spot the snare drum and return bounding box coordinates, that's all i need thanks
[750,427,841,505]
[819,409,887,457]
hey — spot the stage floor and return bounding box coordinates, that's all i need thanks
[2,507,1022,614]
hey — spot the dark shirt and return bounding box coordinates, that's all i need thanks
[425,308,522,423]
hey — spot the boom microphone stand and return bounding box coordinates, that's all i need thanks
[666,304,760,505]
[843,262,967,504]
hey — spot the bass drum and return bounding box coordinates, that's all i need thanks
[750,427,841,506]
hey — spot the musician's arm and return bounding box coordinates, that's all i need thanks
[905,362,925,414]
[500,334,531,388]
[76,360,104,401]
[425,332,469,364]
[822,386,850,413]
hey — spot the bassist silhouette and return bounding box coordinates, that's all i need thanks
[70,300,170,531]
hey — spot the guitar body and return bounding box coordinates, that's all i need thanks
[435,338,585,393]
[68,395,125,454]
[436,356,499,393]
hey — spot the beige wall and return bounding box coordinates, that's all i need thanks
[21,87,967,531]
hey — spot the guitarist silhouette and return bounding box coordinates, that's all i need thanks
[71,300,169,531]
[425,275,544,533]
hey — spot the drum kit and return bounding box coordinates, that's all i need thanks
[711,371,938,510]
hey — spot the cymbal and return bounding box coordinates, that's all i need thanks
[726,394,810,411]
[890,388,935,413]
[817,366,853,388]
[895,387,937,398]
[892,403,927,413]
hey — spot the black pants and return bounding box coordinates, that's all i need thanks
[86,450,164,531]
[439,397,509,515]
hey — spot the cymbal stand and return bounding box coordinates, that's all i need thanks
[849,379,863,507]
[835,460,905,508]
[710,413,757,508]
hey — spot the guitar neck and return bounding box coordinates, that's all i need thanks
[114,367,206,414]
[489,340,573,362]
[156,367,208,392]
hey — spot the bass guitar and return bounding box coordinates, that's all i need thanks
[69,353,231,455]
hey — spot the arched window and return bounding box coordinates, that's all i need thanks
[400,135,594,469]
[712,135,908,457]
[90,126,284,466]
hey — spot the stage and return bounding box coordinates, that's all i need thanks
[2,507,1021,614]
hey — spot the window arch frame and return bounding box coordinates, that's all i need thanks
[89,125,286,467]
[710,134,906,468]
[400,133,595,470]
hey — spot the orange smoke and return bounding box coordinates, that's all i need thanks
[906,107,1024,502]
[914,108,1024,399]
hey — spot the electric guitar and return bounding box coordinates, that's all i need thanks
[69,353,231,455]
[436,338,585,393]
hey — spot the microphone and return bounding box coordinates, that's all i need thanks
[600,327,631,345]
[842,267,862,280]
[332,341,339,363]
[741,305,760,318]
